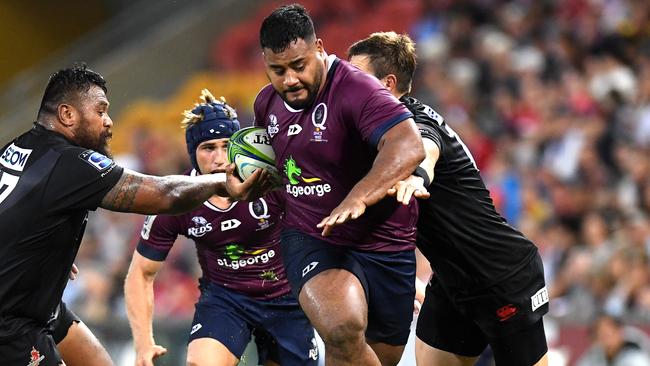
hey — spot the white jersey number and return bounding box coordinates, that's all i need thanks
[0,172,19,204]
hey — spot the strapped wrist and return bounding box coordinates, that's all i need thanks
[413,166,431,187]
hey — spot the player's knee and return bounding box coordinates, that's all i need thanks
[319,316,366,347]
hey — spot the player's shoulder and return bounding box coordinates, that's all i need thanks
[253,84,277,107]
[401,96,444,127]
[58,147,117,173]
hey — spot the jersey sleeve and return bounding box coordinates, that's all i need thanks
[45,147,124,212]
[416,123,443,151]
[341,69,413,147]
[136,214,183,261]
[403,97,444,150]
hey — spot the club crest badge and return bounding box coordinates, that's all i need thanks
[310,103,328,143]
[249,198,271,230]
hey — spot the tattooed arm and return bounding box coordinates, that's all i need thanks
[100,166,273,214]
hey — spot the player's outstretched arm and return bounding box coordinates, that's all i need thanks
[100,166,273,215]
[124,251,167,366]
[318,118,424,235]
[388,138,439,204]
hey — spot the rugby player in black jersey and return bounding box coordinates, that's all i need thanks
[349,32,549,366]
[0,64,271,365]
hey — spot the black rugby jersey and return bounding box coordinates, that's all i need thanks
[0,124,123,340]
[403,96,538,293]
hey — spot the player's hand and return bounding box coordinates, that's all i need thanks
[135,344,167,366]
[387,175,430,205]
[68,263,79,280]
[225,164,275,201]
[414,277,427,315]
[317,197,367,236]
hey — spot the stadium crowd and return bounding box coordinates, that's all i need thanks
[61,0,650,362]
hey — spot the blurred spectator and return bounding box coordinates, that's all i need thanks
[576,314,650,366]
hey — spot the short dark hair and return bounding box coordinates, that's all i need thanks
[259,4,315,53]
[348,31,417,95]
[37,63,107,119]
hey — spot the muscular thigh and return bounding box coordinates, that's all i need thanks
[299,268,368,333]
[52,302,111,366]
[57,322,112,366]
[187,338,238,366]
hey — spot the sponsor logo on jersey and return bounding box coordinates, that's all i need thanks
[422,105,444,124]
[531,286,549,311]
[79,150,113,171]
[28,347,45,366]
[188,216,213,237]
[141,215,157,240]
[267,114,279,138]
[302,261,319,277]
[218,244,276,270]
[310,103,328,142]
[190,323,202,335]
[496,304,518,322]
[309,337,319,360]
[249,198,271,230]
[1,143,32,172]
[288,124,302,136]
[220,218,241,231]
[284,157,331,198]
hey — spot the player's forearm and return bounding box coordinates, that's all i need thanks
[158,174,228,213]
[351,122,425,207]
[124,269,157,350]
[101,169,227,214]
[413,138,440,187]
[415,138,439,183]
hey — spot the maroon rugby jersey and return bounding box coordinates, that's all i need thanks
[254,55,417,251]
[137,171,289,299]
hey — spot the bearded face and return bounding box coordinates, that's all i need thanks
[72,86,113,157]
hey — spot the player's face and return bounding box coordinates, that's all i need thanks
[196,138,229,174]
[74,85,113,157]
[263,37,326,110]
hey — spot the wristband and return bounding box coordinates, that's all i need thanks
[413,166,431,187]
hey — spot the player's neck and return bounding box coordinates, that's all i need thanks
[208,195,233,210]
[37,120,75,141]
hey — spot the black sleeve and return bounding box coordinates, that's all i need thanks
[402,96,444,150]
[45,147,124,212]
[416,122,442,150]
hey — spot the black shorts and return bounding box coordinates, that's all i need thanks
[0,301,80,366]
[0,326,62,366]
[49,301,81,344]
[416,254,548,366]
[280,229,416,345]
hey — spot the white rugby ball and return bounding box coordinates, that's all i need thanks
[227,127,281,182]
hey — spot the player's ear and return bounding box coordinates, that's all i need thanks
[57,103,78,127]
[315,38,324,54]
[384,74,398,93]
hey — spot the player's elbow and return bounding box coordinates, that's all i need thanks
[406,138,426,169]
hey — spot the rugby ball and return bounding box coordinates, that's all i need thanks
[228,127,281,182]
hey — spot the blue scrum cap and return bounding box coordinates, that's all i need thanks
[182,89,240,173]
